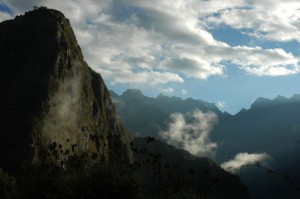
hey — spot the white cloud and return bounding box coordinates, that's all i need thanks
[204,0,300,42]
[161,87,174,95]
[160,109,218,158]
[99,69,183,86]
[161,56,225,79]
[181,89,187,95]
[2,0,300,86]
[202,45,300,76]
[221,152,272,173]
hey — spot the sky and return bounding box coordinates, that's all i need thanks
[1,0,300,114]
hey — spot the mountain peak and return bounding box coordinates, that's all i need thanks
[254,97,270,103]
[11,7,70,30]
[157,93,167,99]
[291,94,300,101]
[274,95,287,101]
[248,94,300,111]
[250,97,271,109]
[122,89,143,97]
[25,6,64,17]
[0,8,132,172]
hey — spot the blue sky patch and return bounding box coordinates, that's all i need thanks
[211,25,253,46]
[0,3,13,15]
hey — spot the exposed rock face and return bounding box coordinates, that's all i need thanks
[0,7,132,172]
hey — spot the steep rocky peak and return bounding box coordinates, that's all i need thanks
[0,7,132,172]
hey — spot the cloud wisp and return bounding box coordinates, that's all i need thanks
[2,0,300,86]
[160,109,218,158]
[221,152,272,173]
[42,62,85,148]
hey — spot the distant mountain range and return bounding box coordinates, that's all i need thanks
[111,89,300,198]
[110,89,222,136]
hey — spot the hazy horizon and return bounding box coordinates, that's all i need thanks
[109,87,300,114]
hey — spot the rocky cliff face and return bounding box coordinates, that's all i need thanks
[0,7,132,172]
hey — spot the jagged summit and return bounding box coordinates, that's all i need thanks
[0,7,132,172]
[250,97,271,108]
[249,94,300,111]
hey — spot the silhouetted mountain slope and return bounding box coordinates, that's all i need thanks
[214,95,300,162]
[111,89,222,136]
[133,137,249,199]
[0,7,132,173]
[211,95,300,198]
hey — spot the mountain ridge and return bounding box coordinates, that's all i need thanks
[113,89,220,112]
[111,88,300,198]
[112,89,300,116]
[110,89,222,137]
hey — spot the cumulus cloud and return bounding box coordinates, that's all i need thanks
[99,69,183,86]
[2,0,300,86]
[161,57,225,79]
[221,152,272,173]
[181,89,187,95]
[160,109,218,158]
[204,0,300,42]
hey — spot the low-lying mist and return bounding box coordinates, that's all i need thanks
[160,109,218,158]
[41,62,86,149]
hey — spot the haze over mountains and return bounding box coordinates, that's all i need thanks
[111,89,300,198]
